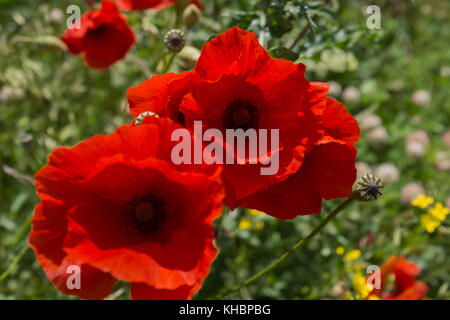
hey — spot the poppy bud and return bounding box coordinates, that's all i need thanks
[178,45,201,66]
[182,4,201,28]
[164,29,186,53]
[354,173,384,201]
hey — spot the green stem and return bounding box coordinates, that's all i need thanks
[215,196,356,299]
[0,241,30,282]
[9,214,32,247]
[162,52,177,74]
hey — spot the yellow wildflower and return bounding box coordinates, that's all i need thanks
[411,194,434,209]
[247,209,265,216]
[353,271,371,299]
[341,290,354,300]
[239,218,252,230]
[255,220,264,230]
[428,202,449,222]
[345,249,361,261]
[368,295,380,300]
[420,213,440,233]
[336,246,345,255]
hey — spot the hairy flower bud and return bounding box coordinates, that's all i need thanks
[178,45,201,66]
[182,4,201,28]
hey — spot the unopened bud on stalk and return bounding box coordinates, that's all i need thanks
[182,4,201,28]
[353,174,384,201]
[164,29,186,53]
[178,45,201,66]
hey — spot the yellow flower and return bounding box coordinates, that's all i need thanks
[239,218,252,230]
[336,246,345,255]
[428,202,449,222]
[368,295,380,300]
[411,194,434,209]
[255,220,264,230]
[420,213,440,233]
[247,209,265,216]
[345,249,361,261]
[352,272,371,299]
[341,290,354,300]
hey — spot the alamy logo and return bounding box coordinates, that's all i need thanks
[366,5,381,30]
[66,5,81,30]
[171,121,280,175]
[66,265,81,290]
[367,265,381,290]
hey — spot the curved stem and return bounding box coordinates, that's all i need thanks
[0,242,30,282]
[162,52,177,74]
[215,196,355,299]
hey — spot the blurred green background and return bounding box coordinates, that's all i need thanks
[0,0,449,299]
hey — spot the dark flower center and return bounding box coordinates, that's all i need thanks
[89,24,106,36]
[127,194,165,234]
[224,99,259,130]
[232,107,251,128]
[135,202,156,223]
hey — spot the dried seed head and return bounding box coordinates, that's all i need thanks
[135,111,159,126]
[164,29,186,53]
[354,174,384,201]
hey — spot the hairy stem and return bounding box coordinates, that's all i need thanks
[215,196,355,299]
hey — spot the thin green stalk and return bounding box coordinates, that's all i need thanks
[0,242,30,282]
[162,52,176,74]
[9,214,32,247]
[215,196,356,299]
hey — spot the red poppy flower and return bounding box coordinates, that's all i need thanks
[61,1,135,70]
[116,0,202,11]
[368,256,428,300]
[127,27,359,219]
[29,117,224,300]
[235,82,359,219]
